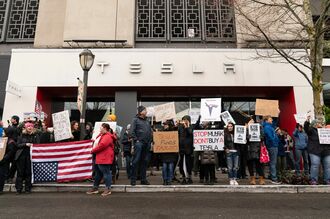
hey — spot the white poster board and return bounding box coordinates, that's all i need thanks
[92,122,118,140]
[220,111,236,125]
[248,123,261,142]
[52,110,72,142]
[234,125,247,144]
[294,114,307,125]
[189,108,200,124]
[200,98,222,122]
[193,130,224,151]
[146,106,155,118]
[318,128,330,144]
[154,102,176,122]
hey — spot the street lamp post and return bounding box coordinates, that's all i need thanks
[79,49,95,140]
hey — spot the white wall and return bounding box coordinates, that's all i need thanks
[2,48,313,123]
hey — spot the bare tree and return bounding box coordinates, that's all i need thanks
[233,0,330,120]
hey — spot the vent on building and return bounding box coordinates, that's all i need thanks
[129,63,141,74]
[161,63,173,74]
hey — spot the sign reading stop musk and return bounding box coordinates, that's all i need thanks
[194,130,224,151]
[153,131,179,153]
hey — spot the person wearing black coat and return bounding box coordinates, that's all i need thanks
[39,122,54,144]
[0,127,18,194]
[121,124,133,179]
[15,122,40,194]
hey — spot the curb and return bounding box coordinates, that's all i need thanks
[4,184,330,193]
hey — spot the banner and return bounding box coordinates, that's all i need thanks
[77,79,84,113]
[92,122,118,140]
[318,128,330,144]
[200,98,222,121]
[153,131,179,153]
[220,111,236,125]
[52,110,72,142]
[154,102,176,122]
[194,130,224,151]
[0,137,8,160]
[255,99,279,117]
[294,114,307,125]
[248,123,261,142]
[234,125,247,144]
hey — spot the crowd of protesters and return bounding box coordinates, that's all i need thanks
[1,106,330,196]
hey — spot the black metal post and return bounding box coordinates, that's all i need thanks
[80,70,89,140]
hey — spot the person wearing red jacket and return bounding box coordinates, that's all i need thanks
[87,123,115,197]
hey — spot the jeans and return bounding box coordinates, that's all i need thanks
[226,152,239,179]
[310,154,330,183]
[162,162,174,183]
[125,155,132,179]
[94,164,112,189]
[268,147,278,181]
[295,149,309,175]
[131,141,150,183]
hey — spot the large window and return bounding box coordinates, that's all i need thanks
[136,0,236,43]
[0,0,39,42]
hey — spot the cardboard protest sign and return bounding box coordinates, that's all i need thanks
[318,128,330,144]
[194,130,224,151]
[255,99,279,117]
[294,114,307,125]
[200,98,222,122]
[52,110,72,142]
[234,125,247,144]
[220,111,236,125]
[248,123,261,142]
[189,108,200,124]
[92,122,118,140]
[153,131,179,153]
[0,137,8,160]
[154,102,176,122]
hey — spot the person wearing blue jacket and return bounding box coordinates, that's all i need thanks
[293,124,309,176]
[263,115,281,184]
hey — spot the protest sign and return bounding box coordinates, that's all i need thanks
[318,128,330,144]
[92,122,118,140]
[154,102,176,122]
[248,123,261,142]
[234,125,247,144]
[294,114,307,125]
[194,130,224,151]
[200,98,222,121]
[220,111,236,125]
[189,108,200,124]
[0,137,8,160]
[153,131,179,153]
[146,106,155,117]
[255,99,279,117]
[52,110,72,142]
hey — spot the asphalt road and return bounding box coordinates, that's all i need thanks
[0,193,329,219]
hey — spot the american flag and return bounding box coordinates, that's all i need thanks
[31,140,93,183]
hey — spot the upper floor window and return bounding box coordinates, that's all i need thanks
[136,0,236,43]
[0,0,39,42]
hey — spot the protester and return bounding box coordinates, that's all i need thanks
[246,118,265,185]
[70,121,80,141]
[304,119,330,185]
[276,128,287,174]
[224,122,239,185]
[0,128,17,194]
[129,106,153,186]
[39,121,54,143]
[263,115,281,184]
[178,115,194,184]
[293,124,309,176]
[121,124,133,179]
[87,123,115,196]
[282,129,295,170]
[7,115,20,182]
[84,122,94,140]
[15,122,40,194]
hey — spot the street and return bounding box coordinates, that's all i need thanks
[0,193,329,218]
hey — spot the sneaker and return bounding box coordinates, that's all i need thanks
[86,188,99,195]
[271,180,281,185]
[233,180,239,185]
[326,180,330,185]
[217,168,221,171]
[101,189,112,197]
[229,180,234,185]
[310,180,318,185]
[141,180,150,185]
[131,181,136,186]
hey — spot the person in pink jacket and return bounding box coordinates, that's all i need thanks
[87,123,115,197]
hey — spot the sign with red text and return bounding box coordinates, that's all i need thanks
[194,130,224,151]
[153,131,179,153]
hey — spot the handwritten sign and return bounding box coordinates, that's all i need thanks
[194,130,224,151]
[0,137,8,160]
[92,122,118,140]
[153,131,179,153]
[52,110,72,142]
[248,123,261,142]
[189,108,200,124]
[154,102,176,122]
[318,128,330,144]
[200,98,222,122]
[255,99,279,117]
[294,114,307,125]
[220,111,236,125]
[234,125,247,144]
